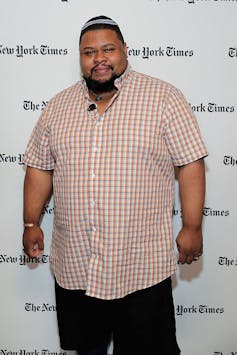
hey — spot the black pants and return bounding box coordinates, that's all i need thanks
[55,278,181,355]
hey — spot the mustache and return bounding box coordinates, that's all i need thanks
[91,64,113,74]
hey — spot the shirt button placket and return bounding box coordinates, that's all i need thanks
[90,120,101,255]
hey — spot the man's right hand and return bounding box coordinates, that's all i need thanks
[23,226,44,258]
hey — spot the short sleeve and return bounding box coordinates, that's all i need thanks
[23,112,54,170]
[163,87,208,166]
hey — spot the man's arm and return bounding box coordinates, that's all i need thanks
[23,166,53,258]
[176,159,205,264]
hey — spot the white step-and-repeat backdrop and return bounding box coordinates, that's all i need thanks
[1,1,237,354]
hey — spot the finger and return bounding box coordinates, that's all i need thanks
[37,237,44,251]
[178,252,187,264]
[178,251,195,264]
[23,228,44,256]
[185,256,193,264]
[23,246,39,258]
[23,240,42,257]
[193,254,202,261]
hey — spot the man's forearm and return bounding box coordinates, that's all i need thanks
[178,159,205,230]
[24,166,53,224]
[176,159,206,264]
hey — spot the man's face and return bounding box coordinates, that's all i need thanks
[80,29,127,90]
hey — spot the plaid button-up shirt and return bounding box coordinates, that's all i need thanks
[24,66,207,299]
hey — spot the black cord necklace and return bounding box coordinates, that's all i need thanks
[90,89,117,102]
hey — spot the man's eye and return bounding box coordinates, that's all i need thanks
[104,47,115,53]
[84,50,96,56]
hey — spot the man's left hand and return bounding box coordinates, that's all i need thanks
[176,227,203,264]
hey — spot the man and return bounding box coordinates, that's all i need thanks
[23,15,207,355]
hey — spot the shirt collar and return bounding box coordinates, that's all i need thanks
[114,63,132,90]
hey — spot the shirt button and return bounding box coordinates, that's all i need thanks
[92,227,97,232]
[91,200,96,207]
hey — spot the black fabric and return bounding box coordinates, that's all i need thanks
[112,278,181,355]
[76,339,109,355]
[55,283,111,352]
[55,278,180,355]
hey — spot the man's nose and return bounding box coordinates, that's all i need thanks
[94,50,106,62]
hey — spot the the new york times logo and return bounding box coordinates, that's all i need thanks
[203,207,229,217]
[23,100,48,112]
[149,0,237,4]
[218,257,237,267]
[229,48,237,57]
[0,44,68,58]
[128,46,193,59]
[190,102,235,113]
[176,304,224,316]
[223,156,237,166]
[0,254,49,265]
[173,206,230,217]
[0,350,66,355]
[214,352,237,355]
[42,204,54,215]
[0,153,24,165]
[25,303,56,312]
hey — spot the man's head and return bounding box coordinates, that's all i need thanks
[79,15,125,44]
[79,16,128,93]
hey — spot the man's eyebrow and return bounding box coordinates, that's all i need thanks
[81,43,116,50]
[81,46,95,50]
[102,43,116,47]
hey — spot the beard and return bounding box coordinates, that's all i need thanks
[83,73,119,94]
